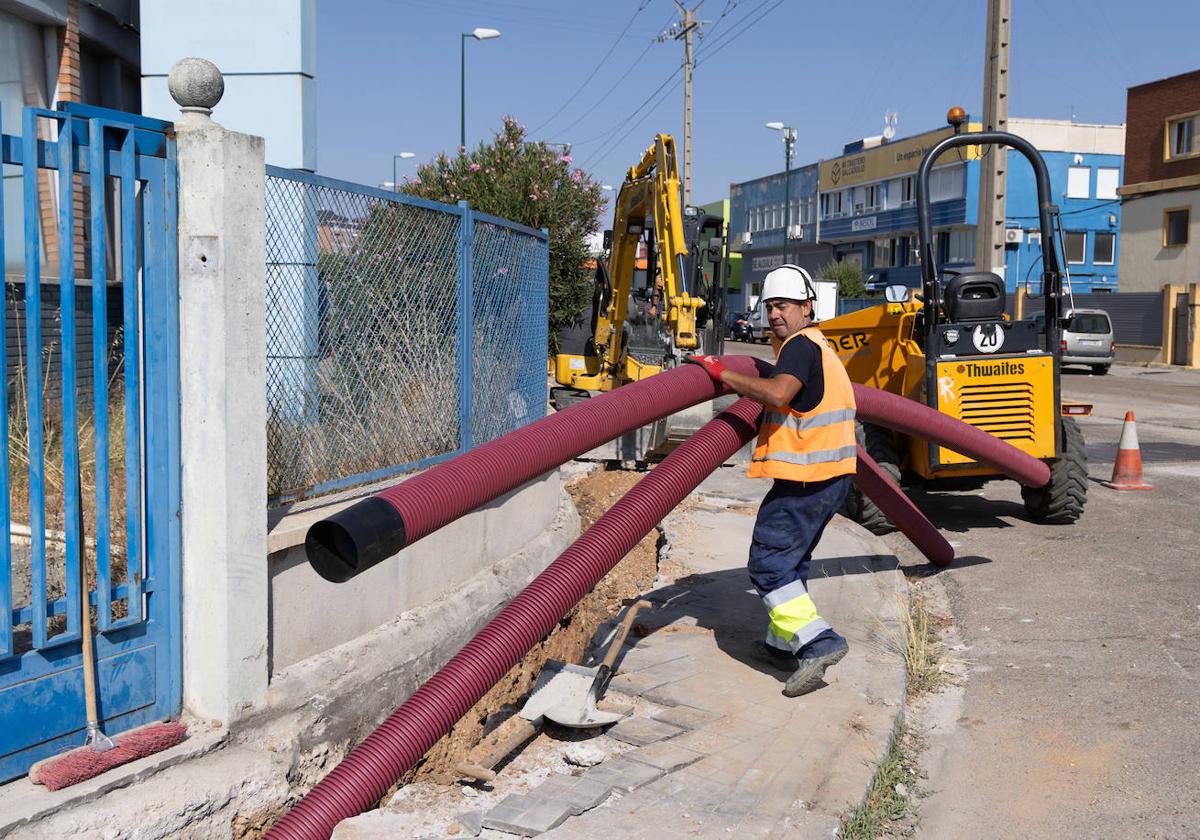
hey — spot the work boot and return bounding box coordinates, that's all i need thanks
[750,640,802,672]
[783,638,850,697]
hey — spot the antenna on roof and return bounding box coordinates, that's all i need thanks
[882,110,899,141]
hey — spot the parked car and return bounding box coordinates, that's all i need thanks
[1032,308,1115,374]
[726,310,755,343]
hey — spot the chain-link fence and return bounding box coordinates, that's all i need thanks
[264,168,548,504]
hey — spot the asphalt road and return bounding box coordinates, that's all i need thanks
[724,340,1200,835]
[884,364,1200,839]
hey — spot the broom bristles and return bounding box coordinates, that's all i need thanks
[36,722,187,791]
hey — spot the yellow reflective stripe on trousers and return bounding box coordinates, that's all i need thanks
[765,590,833,654]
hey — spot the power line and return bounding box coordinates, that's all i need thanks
[543,7,677,141]
[572,63,684,148]
[531,0,654,135]
[580,72,685,171]
[694,0,785,67]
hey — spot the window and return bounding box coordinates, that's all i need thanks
[901,176,915,205]
[943,229,975,264]
[1066,312,1111,334]
[822,190,845,219]
[1067,166,1090,199]
[1164,207,1190,247]
[929,166,964,202]
[1096,168,1120,199]
[1166,113,1200,161]
[1093,231,1115,264]
[862,184,880,212]
[1064,231,1086,264]
[873,237,892,268]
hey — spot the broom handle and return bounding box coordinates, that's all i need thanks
[77,472,101,734]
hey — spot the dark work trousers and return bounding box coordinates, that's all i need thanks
[748,475,852,660]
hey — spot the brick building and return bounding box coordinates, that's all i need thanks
[1117,69,1200,293]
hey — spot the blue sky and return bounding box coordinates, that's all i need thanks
[317,0,1199,203]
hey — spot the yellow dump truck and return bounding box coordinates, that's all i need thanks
[819,117,1087,532]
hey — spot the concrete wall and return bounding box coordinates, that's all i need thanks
[140,0,316,170]
[1118,189,1200,293]
[268,470,566,672]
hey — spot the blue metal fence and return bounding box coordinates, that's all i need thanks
[0,102,181,782]
[264,168,549,504]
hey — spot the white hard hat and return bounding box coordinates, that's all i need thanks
[761,264,815,302]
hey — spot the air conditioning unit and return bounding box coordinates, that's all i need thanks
[1004,228,1024,245]
[737,231,752,247]
[787,224,803,238]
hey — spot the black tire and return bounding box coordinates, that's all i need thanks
[1092,364,1110,375]
[841,422,900,535]
[1022,416,1087,524]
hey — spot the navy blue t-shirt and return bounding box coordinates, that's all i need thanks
[773,334,824,412]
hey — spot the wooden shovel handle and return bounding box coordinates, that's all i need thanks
[601,599,651,671]
[454,714,541,781]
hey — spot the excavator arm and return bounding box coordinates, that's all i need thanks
[555,134,704,393]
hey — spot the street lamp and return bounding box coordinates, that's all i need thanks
[765,121,797,264]
[392,152,415,192]
[461,27,501,150]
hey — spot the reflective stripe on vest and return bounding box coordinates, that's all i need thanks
[748,326,857,483]
[762,579,833,654]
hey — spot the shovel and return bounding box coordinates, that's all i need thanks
[524,599,650,729]
[452,599,650,782]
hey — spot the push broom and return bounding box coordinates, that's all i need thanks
[28,473,187,791]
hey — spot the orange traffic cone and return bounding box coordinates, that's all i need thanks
[1100,411,1153,491]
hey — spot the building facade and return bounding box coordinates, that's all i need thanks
[814,118,1124,293]
[1117,69,1200,293]
[728,116,1126,298]
[726,162,829,311]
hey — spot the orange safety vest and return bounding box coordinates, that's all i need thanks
[747,326,857,482]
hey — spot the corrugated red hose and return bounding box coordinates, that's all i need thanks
[855,444,954,567]
[852,383,1051,488]
[306,357,769,583]
[266,398,763,839]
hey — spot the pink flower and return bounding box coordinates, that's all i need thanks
[411,178,421,185]
[529,194,538,201]
[562,154,572,164]
[470,163,481,171]
[571,171,582,182]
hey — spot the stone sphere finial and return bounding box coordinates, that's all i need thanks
[168,57,225,117]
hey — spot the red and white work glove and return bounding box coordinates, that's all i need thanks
[683,354,727,383]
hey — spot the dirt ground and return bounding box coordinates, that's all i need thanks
[393,465,660,795]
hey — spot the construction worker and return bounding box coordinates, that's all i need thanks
[685,264,856,696]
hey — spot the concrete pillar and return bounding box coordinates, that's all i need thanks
[1188,283,1200,369]
[1161,283,1186,365]
[170,58,269,724]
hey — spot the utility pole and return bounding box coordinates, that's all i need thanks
[975,0,1011,279]
[663,1,704,206]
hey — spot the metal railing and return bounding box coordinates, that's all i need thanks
[264,169,549,504]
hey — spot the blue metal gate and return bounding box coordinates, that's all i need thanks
[0,102,181,782]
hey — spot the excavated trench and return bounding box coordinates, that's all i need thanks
[382,467,662,796]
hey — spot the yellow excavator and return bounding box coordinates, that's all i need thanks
[820,113,1089,532]
[552,134,719,402]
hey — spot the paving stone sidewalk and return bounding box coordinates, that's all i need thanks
[531,467,908,838]
[333,466,907,839]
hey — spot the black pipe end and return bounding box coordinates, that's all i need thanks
[305,498,407,583]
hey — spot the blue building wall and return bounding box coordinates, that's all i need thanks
[728,162,819,250]
[1001,150,1123,294]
